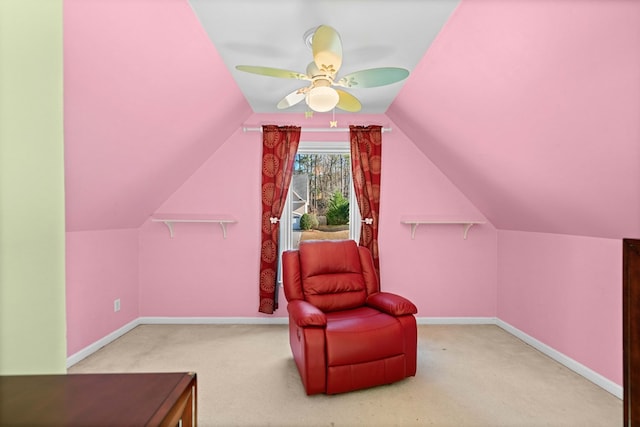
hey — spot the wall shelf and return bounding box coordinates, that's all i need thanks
[151,214,236,239]
[401,218,486,240]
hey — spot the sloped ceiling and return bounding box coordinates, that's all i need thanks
[388,0,640,239]
[64,0,252,231]
[64,0,640,239]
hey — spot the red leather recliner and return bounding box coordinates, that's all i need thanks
[282,239,418,395]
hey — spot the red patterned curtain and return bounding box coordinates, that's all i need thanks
[350,125,383,276]
[259,125,301,314]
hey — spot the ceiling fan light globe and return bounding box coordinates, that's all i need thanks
[306,86,339,112]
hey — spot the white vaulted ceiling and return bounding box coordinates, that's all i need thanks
[189,0,460,113]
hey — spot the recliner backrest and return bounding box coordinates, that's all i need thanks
[298,240,367,312]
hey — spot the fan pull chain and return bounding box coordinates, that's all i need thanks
[329,109,338,128]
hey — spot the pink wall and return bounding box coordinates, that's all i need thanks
[497,230,622,384]
[66,229,139,355]
[378,120,497,317]
[138,113,497,318]
[389,0,640,239]
[138,127,266,317]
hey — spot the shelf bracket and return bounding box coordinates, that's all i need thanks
[219,222,228,239]
[409,223,474,239]
[410,223,419,240]
[462,223,474,240]
[162,221,175,238]
[160,221,230,239]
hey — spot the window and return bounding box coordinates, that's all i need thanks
[279,141,361,256]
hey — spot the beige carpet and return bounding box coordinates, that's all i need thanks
[68,324,621,426]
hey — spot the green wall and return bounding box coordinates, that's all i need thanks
[0,0,66,374]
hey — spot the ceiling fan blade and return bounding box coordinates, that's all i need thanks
[335,67,409,88]
[306,61,322,78]
[235,65,310,81]
[277,89,306,109]
[335,89,362,112]
[312,25,342,76]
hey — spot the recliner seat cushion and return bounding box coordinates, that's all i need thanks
[325,307,404,366]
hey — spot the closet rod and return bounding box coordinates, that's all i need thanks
[242,126,392,133]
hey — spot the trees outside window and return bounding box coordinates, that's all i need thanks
[280,141,360,255]
[326,190,350,226]
[295,153,351,218]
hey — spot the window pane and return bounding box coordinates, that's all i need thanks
[292,153,352,249]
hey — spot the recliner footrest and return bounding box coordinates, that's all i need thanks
[326,354,407,395]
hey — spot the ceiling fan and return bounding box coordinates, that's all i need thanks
[235,25,410,113]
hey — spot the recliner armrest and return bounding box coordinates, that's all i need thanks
[288,300,327,327]
[366,292,418,316]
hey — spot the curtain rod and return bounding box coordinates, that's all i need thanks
[242,126,392,133]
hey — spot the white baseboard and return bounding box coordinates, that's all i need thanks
[66,318,140,368]
[416,316,496,325]
[66,315,623,399]
[495,319,623,399]
[138,316,289,325]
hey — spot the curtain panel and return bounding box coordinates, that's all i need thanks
[258,125,301,314]
[349,125,382,277]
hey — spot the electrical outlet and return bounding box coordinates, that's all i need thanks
[114,298,121,312]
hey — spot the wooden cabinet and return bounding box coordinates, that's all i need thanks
[624,239,640,426]
[0,372,196,426]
